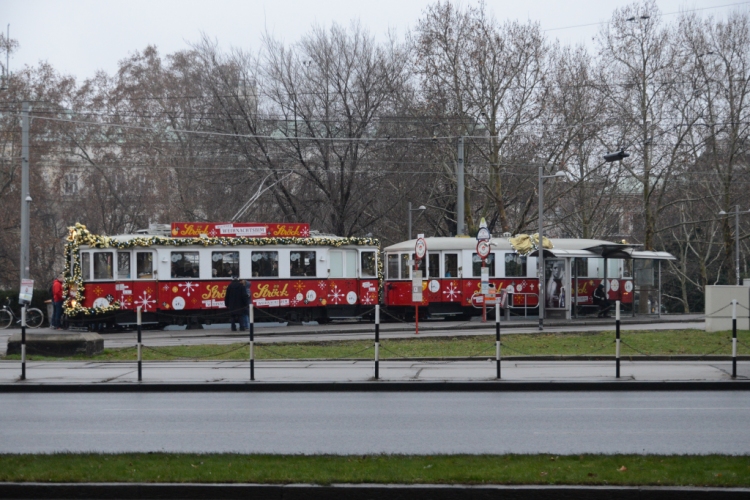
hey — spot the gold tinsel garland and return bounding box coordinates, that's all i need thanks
[63,222,382,317]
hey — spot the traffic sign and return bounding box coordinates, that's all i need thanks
[476,240,490,259]
[415,238,427,260]
[476,227,490,240]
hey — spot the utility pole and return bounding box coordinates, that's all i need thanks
[20,101,30,281]
[456,137,465,236]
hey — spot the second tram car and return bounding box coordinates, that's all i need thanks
[382,236,674,319]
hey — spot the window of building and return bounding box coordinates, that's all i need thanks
[136,252,153,279]
[63,174,79,195]
[290,251,316,277]
[171,251,200,278]
[117,252,131,279]
[504,253,526,277]
[472,253,495,277]
[93,252,113,280]
[251,251,278,277]
[212,251,239,278]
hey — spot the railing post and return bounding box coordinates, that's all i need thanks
[732,299,737,379]
[137,306,142,382]
[21,305,26,380]
[615,301,621,379]
[495,302,501,379]
[249,303,255,381]
[375,305,380,380]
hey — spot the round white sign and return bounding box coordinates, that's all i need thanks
[172,296,185,310]
[476,240,490,259]
[428,280,440,293]
[306,290,317,302]
[415,238,427,259]
[346,291,357,305]
[92,297,110,308]
[624,281,633,293]
[610,279,619,292]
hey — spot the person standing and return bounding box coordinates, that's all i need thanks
[592,283,611,318]
[51,273,64,330]
[224,276,249,331]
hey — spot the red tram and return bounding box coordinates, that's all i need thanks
[62,222,674,327]
[382,236,674,319]
[63,222,380,326]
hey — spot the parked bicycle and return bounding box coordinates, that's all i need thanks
[0,297,44,329]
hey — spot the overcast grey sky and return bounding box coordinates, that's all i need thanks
[3,0,748,81]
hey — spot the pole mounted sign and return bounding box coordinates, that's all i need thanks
[19,279,34,304]
[413,235,426,303]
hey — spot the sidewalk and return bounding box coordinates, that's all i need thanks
[1,358,747,390]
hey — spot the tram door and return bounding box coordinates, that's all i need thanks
[329,250,357,278]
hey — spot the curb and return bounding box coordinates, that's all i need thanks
[0,380,748,392]
[1,482,749,499]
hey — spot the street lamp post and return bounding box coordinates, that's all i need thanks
[719,206,750,285]
[408,202,426,240]
[538,168,565,331]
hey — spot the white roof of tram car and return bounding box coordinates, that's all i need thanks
[384,237,675,260]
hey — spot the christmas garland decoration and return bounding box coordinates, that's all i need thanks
[63,223,382,317]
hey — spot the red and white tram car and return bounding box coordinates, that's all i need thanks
[63,222,380,326]
[382,237,674,319]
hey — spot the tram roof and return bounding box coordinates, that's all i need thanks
[385,237,675,260]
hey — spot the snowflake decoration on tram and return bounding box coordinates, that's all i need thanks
[360,292,375,305]
[134,291,156,311]
[317,280,327,290]
[179,281,199,297]
[443,282,460,301]
[162,284,170,292]
[300,227,310,237]
[294,281,306,293]
[327,284,344,304]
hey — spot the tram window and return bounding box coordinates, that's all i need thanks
[444,254,458,278]
[291,251,316,277]
[412,253,426,276]
[472,253,495,277]
[361,251,377,278]
[387,254,399,279]
[400,254,410,279]
[622,260,632,278]
[504,253,526,277]
[171,251,200,278]
[573,258,588,277]
[81,252,91,281]
[252,251,279,277]
[136,252,153,279]
[93,252,114,280]
[117,252,131,279]
[212,251,239,278]
[428,253,440,278]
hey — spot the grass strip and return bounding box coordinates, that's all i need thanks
[0,454,748,486]
[3,329,749,362]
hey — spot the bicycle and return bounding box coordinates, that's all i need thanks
[0,297,44,329]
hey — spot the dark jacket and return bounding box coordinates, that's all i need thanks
[224,280,249,312]
[592,285,607,304]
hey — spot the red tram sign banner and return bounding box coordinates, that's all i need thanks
[171,222,310,238]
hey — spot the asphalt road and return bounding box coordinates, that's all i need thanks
[1,391,747,454]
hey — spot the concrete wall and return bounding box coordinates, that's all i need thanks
[705,285,750,331]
